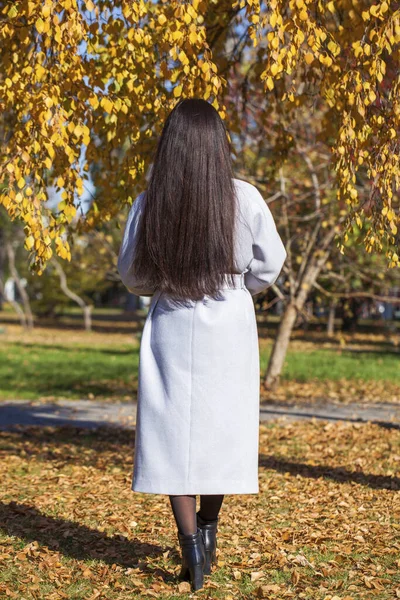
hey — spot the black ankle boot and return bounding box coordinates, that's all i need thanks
[196,511,219,575]
[177,527,206,591]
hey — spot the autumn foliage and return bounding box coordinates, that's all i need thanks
[0,0,399,273]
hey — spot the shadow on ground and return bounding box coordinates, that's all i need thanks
[0,500,179,584]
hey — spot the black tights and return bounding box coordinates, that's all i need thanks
[169,494,224,535]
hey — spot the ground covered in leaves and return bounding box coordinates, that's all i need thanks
[1,420,399,599]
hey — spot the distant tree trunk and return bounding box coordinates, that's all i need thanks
[0,275,28,328]
[6,242,34,329]
[264,302,297,389]
[327,299,337,337]
[52,258,92,331]
[264,225,339,390]
[0,227,5,311]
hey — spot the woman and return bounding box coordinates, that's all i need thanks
[117,98,286,591]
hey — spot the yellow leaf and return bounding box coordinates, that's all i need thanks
[45,143,55,159]
[36,65,46,80]
[74,124,83,137]
[328,40,337,54]
[178,50,189,65]
[158,14,167,25]
[174,85,183,98]
[86,0,95,11]
[172,30,183,42]
[35,17,45,34]
[7,5,18,18]
[266,77,274,91]
[101,97,113,114]
[17,177,25,189]
[189,31,198,45]
[304,52,314,65]
[271,63,279,76]
[25,236,35,250]
[89,96,99,109]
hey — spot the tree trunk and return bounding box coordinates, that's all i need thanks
[263,302,298,390]
[0,275,28,328]
[6,242,34,329]
[83,305,92,332]
[327,299,336,337]
[0,227,5,311]
[264,223,340,390]
[52,258,92,331]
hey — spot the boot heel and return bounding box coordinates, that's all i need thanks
[204,550,212,575]
[178,564,189,580]
[189,564,204,590]
[196,511,219,576]
[177,528,206,592]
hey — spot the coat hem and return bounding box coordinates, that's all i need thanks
[131,477,259,495]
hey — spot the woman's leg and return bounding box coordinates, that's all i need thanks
[169,494,197,535]
[198,494,224,521]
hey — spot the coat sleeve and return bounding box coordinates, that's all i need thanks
[244,187,287,296]
[117,192,157,297]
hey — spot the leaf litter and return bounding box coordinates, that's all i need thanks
[0,419,399,599]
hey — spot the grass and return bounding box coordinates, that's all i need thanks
[0,420,399,599]
[0,318,399,402]
[260,345,400,382]
[0,340,140,401]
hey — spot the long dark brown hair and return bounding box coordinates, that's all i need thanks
[130,97,239,301]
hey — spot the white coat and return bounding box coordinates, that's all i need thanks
[117,178,287,495]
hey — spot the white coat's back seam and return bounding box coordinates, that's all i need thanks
[186,299,196,482]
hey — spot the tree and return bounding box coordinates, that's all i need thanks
[232,81,399,388]
[0,207,35,327]
[0,0,398,275]
[51,258,93,330]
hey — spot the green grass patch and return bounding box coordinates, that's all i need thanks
[0,335,398,402]
[0,341,139,400]
[260,346,400,383]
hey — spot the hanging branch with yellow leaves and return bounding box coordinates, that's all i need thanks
[0,0,399,273]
